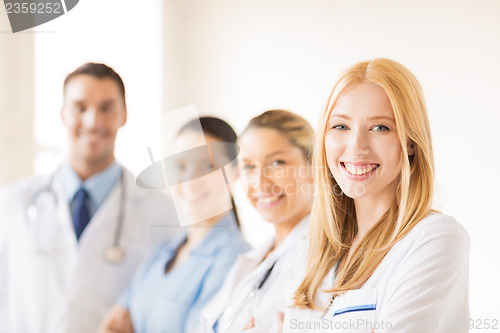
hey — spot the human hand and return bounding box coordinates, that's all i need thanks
[242,317,255,330]
[277,312,284,333]
[97,306,134,333]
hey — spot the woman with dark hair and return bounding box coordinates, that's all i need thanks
[98,117,250,333]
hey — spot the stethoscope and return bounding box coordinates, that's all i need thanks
[212,261,277,333]
[319,262,339,319]
[26,167,126,264]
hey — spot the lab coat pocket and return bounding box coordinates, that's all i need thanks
[326,288,378,333]
[98,243,146,304]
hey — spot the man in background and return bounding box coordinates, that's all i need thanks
[0,63,178,333]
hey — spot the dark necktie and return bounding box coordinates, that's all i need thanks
[72,187,90,241]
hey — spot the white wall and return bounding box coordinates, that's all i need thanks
[165,0,500,326]
[0,11,35,185]
[1,0,498,326]
[32,0,165,177]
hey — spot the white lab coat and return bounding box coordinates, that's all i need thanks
[197,215,309,333]
[282,213,470,333]
[0,167,179,333]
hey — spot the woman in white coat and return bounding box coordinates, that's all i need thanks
[283,58,470,332]
[196,110,315,333]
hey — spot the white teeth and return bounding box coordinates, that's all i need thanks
[257,196,280,204]
[344,163,378,175]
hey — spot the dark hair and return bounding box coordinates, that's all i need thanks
[177,116,241,227]
[178,116,237,142]
[178,117,238,165]
[63,63,126,107]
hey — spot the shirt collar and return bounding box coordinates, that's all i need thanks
[60,161,122,211]
[244,214,310,261]
[274,214,310,254]
[162,232,188,255]
[190,212,240,257]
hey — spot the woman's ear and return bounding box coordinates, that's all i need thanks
[407,140,416,156]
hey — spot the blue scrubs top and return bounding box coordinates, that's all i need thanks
[118,212,250,333]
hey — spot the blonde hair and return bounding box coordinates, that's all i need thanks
[294,58,435,309]
[241,110,314,163]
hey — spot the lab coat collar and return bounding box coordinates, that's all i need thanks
[244,214,310,263]
[59,164,81,202]
[59,161,121,207]
[57,163,151,204]
[227,214,310,289]
[84,162,121,207]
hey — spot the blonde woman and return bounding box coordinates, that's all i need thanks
[283,59,469,332]
[196,110,314,333]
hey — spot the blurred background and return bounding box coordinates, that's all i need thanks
[1,0,499,327]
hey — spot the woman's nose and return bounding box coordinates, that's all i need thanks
[250,166,273,192]
[347,130,370,156]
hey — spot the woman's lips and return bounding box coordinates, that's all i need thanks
[254,194,285,208]
[341,162,380,180]
[182,193,208,205]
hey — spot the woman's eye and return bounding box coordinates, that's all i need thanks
[371,125,390,131]
[271,160,285,167]
[243,164,253,171]
[175,164,186,172]
[331,124,348,130]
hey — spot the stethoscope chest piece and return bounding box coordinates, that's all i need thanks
[103,245,125,264]
[27,204,38,220]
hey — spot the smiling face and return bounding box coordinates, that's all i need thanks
[170,130,235,224]
[61,74,127,167]
[239,128,313,227]
[325,83,408,202]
